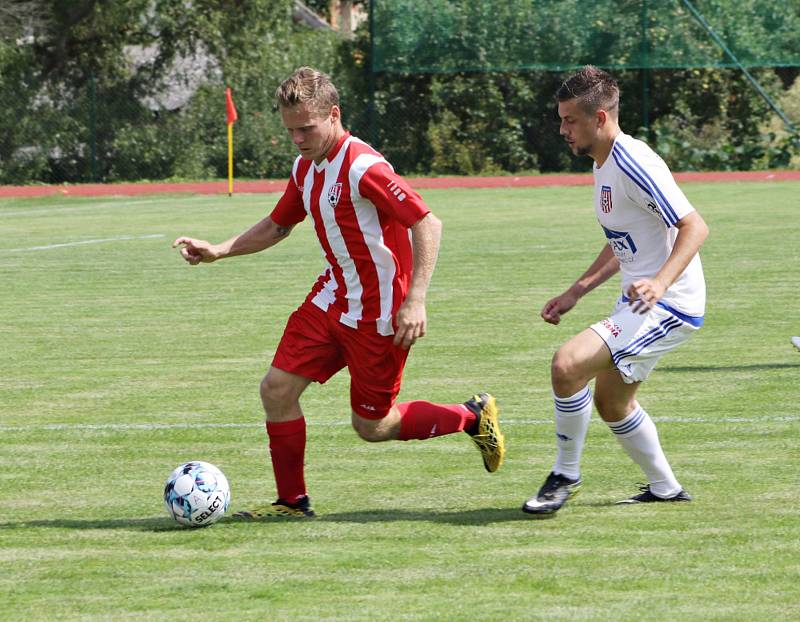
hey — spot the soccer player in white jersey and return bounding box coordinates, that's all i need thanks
[522,65,709,515]
[173,67,504,518]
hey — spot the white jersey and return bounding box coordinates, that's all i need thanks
[594,132,705,320]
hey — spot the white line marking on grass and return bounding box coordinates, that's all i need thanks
[0,415,796,432]
[0,423,259,431]
[0,234,164,253]
[0,199,163,218]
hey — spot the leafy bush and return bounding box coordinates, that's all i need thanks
[757,75,800,169]
[426,74,538,175]
[636,69,790,171]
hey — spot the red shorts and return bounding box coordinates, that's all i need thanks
[272,301,409,419]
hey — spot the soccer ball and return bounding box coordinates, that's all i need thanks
[163,461,231,527]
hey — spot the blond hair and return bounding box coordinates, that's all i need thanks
[275,67,339,116]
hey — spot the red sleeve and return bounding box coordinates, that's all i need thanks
[358,162,430,228]
[269,176,306,227]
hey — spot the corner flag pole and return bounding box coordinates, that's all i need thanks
[227,122,234,196]
[225,87,238,196]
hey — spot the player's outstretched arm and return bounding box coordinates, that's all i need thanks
[541,245,619,325]
[173,217,294,265]
[627,211,708,314]
[394,212,442,349]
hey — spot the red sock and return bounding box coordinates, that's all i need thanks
[266,418,307,504]
[396,401,477,440]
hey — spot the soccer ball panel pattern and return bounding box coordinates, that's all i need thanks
[163,461,231,527]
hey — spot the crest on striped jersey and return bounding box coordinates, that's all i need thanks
[327,182,343,207]
[601,185,613,213]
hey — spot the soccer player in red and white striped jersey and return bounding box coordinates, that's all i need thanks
[173,67,505,518]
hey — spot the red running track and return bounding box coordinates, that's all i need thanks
[1,170,799,199]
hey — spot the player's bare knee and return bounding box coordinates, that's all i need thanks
[551,348,578,387]
[260,373,291,409]
[355,428,386,443]
[351,415,389,442]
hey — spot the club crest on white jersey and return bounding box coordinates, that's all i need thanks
[601,185,613,213]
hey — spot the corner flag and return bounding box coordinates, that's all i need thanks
[226,87,238,196]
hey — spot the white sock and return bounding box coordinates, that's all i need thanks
[607,404,681,497]
[551,385,592,480]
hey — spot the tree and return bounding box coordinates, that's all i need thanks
[0,0,345,183]
[0,1,50,43]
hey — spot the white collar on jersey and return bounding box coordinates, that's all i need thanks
[314,131,351,172]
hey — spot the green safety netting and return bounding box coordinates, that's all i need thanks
[371,0,800,73]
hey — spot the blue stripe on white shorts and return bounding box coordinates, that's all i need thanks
[590,298,701,384]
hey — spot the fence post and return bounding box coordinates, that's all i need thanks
[89,72,97,182]
[368,0,377,147]
[640,0,649,135]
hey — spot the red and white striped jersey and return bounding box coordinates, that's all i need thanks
[270,132,430,336]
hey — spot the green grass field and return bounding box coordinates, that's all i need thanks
[1,182,799,621]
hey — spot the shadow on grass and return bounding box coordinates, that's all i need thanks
[660,362,800,373]
[0,517,186,532]
[318,507,538,524]
[0,507,547,530]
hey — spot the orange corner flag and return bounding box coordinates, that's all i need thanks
[226,87,238,125]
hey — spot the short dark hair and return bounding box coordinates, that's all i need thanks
[275,66,339,116]
[556,65,619,118]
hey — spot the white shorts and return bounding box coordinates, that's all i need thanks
[590,298,702,384]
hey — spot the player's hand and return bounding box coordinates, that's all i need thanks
[541,290,579,325]
[393,299,426,349]
[172,237,219,265]
[626,278,665,314]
